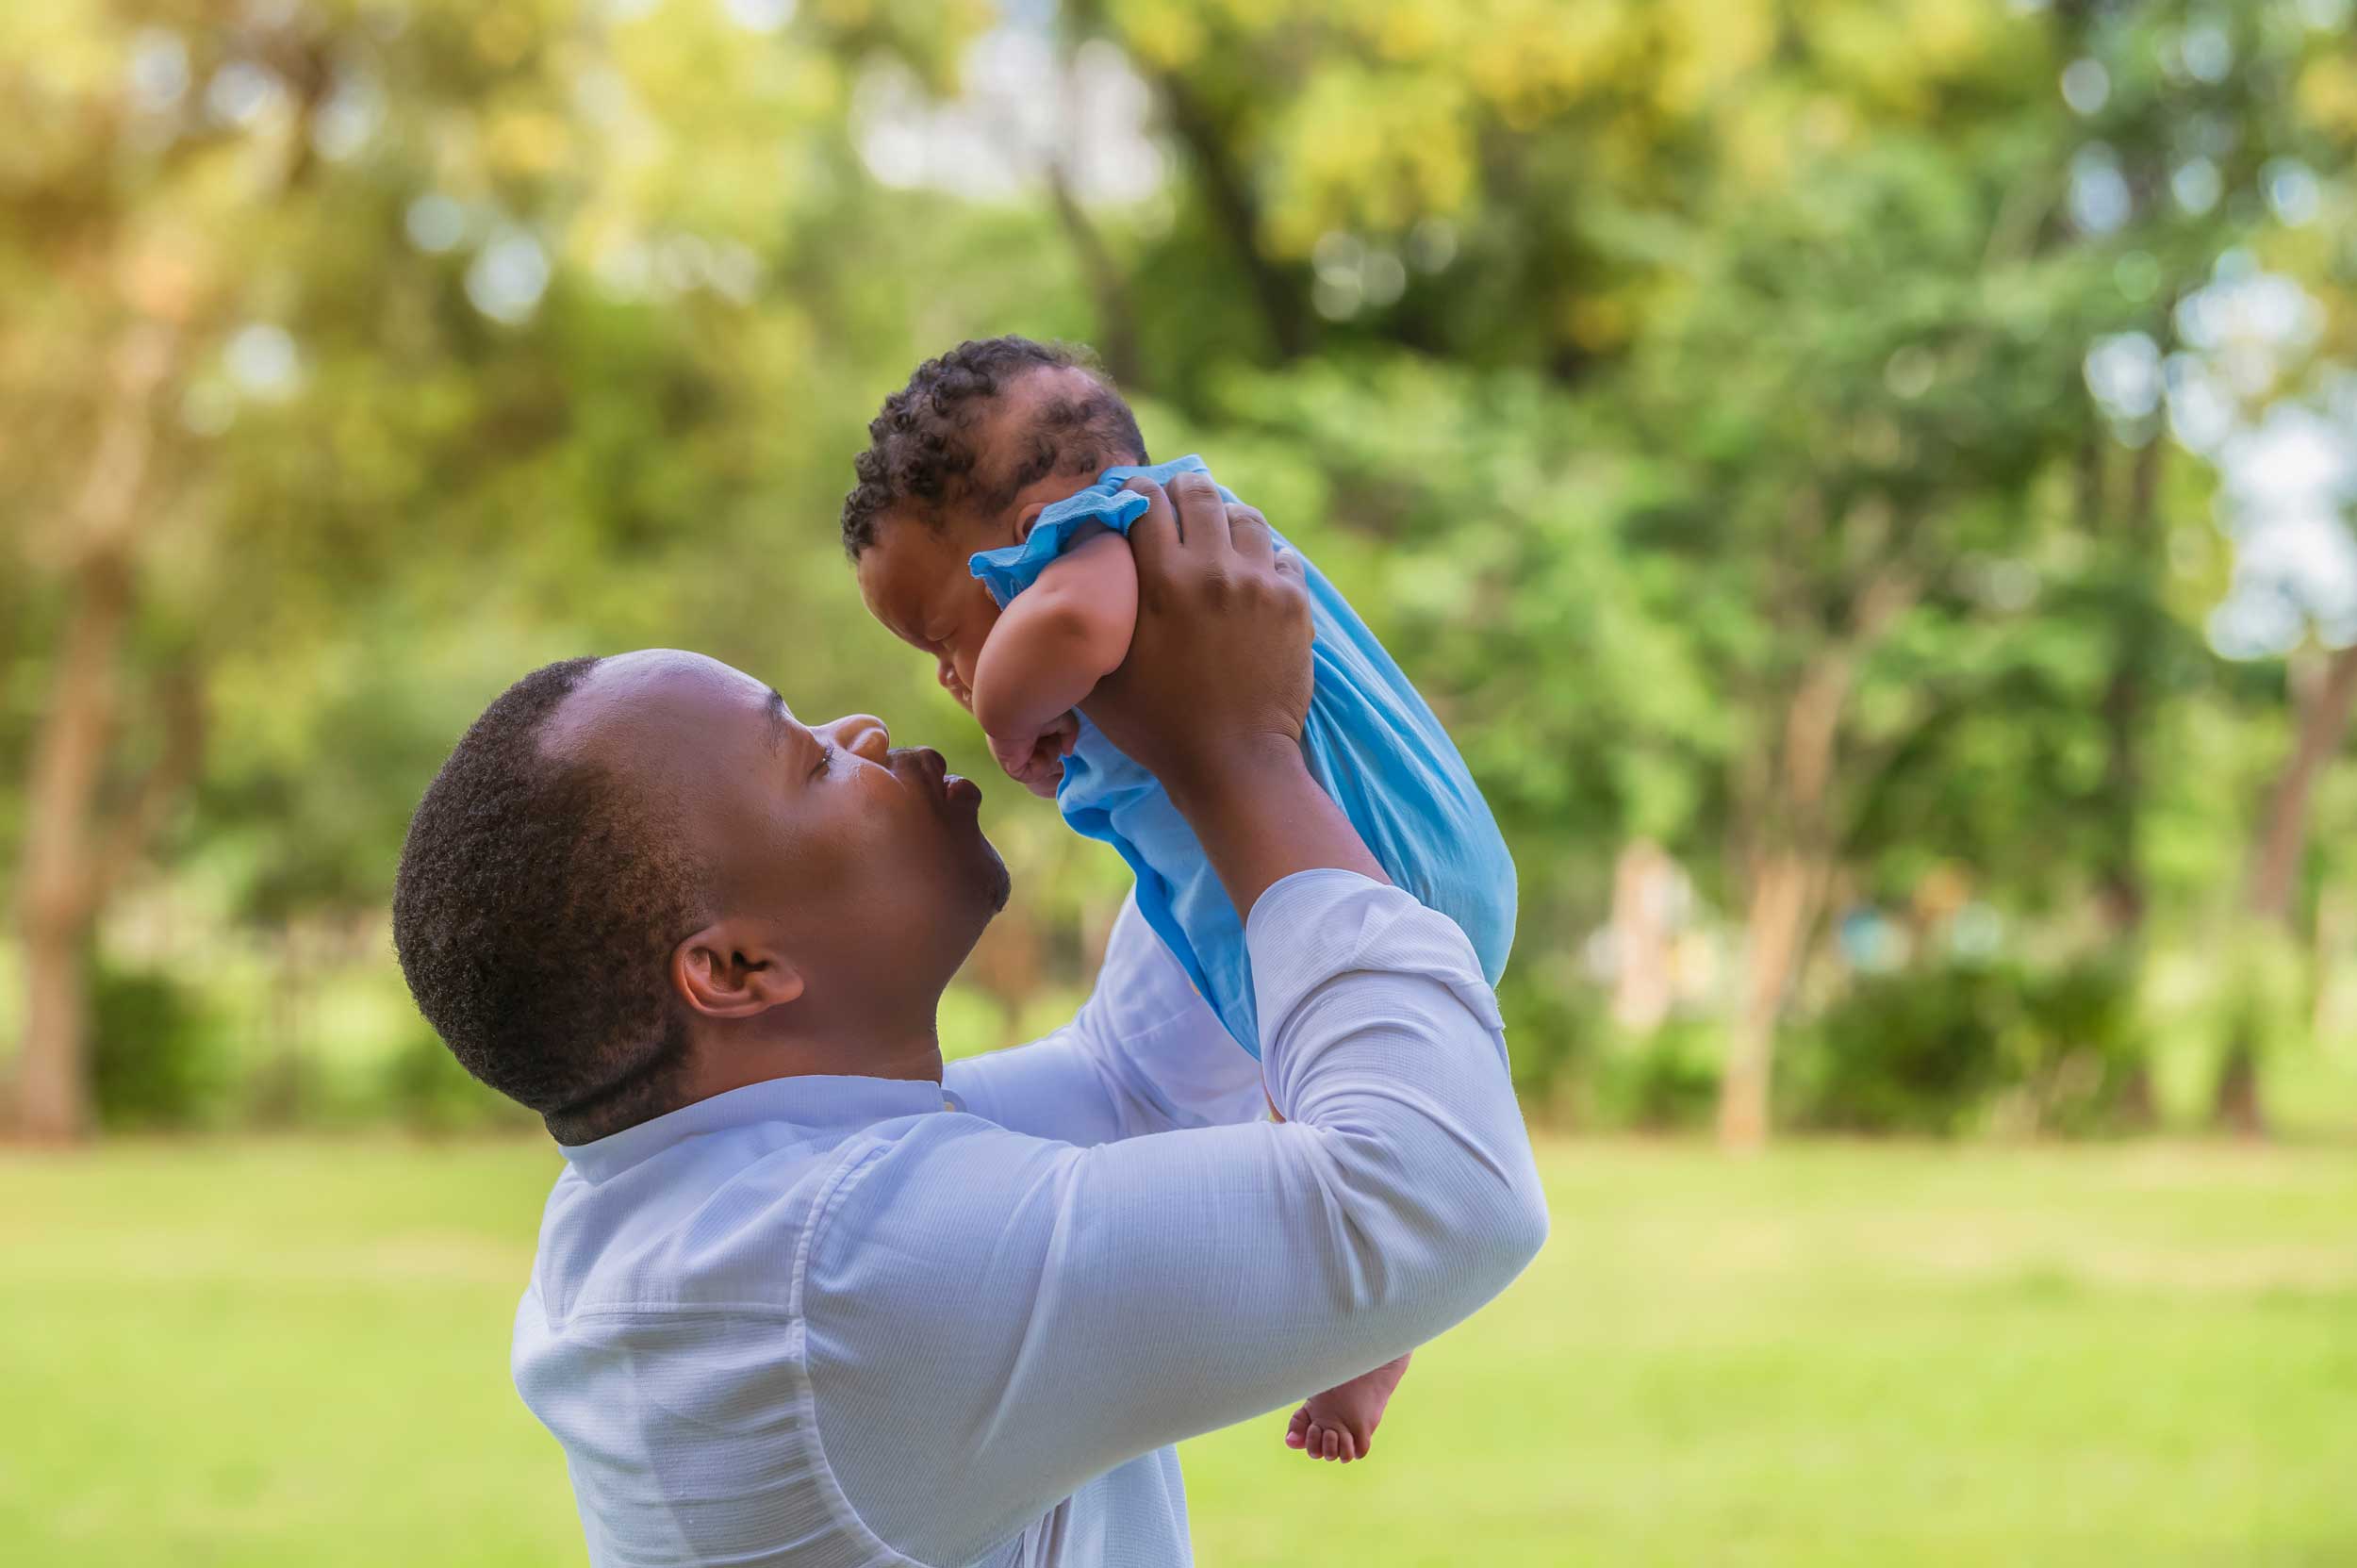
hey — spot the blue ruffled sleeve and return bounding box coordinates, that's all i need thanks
[967,454,1233,608]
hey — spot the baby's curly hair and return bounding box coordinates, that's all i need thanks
[840,335,1146,558]
[391,657,704,1145]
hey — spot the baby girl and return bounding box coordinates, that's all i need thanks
[843,337,1517,1465]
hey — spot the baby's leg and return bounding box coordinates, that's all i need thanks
[1282,1351,1411,1463]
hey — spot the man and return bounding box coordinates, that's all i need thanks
[392,476,1547,1566]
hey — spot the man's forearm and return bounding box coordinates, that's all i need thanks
[1162,735,1389,922]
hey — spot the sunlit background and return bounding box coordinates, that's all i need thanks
[5,0,2356,1562]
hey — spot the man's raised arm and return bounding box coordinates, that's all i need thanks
[797,475,1546,1566]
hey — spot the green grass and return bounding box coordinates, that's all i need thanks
[4,1137,2353,1566]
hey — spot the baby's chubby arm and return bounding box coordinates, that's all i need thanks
[971,528,1137,753]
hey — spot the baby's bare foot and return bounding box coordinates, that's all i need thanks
[1282,1351,1410,1463]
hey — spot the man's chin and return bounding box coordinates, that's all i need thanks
[981,843,1013,914]
[947,818,1012,916]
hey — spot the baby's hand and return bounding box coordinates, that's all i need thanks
[988,711,1080,799]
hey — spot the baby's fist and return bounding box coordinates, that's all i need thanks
[990,712,1080,799]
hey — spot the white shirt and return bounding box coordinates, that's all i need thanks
[513,869,1548,1568]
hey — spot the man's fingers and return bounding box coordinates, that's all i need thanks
[1121,477,1179,562]
[1169,470,1229,554]
[1226,502,1275,567]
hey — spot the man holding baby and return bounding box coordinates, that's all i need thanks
[392,360,1544,1566]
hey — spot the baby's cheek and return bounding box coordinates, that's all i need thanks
[950,649,982,700]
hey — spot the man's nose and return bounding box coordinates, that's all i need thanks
[824,714,890,762]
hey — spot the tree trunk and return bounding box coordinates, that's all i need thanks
[10,326,174,1142]
[1044,163,1145,390]
[1716,617,1883,1152]
[2246,643,2357,924]
[2217,642,2357,1133]
[16,907,99,1142]
[1607,839,1679,1033]
[1045,32,1144,388]
[2094,437,2164,1124]
[15,553,137,1143]
[1155,73,1310,362]
[2214,1022,2266,1138]
[1718,849,1825,1150]
[2094,437,2162,934]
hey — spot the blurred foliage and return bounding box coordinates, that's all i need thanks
[1788,958,2144,1137]
[6,0,2357,1139]
[1588,1019,1725,1134]
[88,958,229,1130]
[379,1025,543,1134]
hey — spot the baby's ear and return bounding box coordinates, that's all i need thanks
[1014,502,1049,542]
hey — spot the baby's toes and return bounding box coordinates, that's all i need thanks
[1322,1426,1342,1461]
[1284,1405,1311,1451]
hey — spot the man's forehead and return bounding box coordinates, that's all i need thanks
[542,650,778,758]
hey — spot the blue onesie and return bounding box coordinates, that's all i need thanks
[969,455,1517,1057]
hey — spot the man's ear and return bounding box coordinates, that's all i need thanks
[671,920,805,1019]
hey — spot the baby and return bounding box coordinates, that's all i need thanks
[844,337,1517,1465]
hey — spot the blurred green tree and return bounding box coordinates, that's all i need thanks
[6,0,2354,1144]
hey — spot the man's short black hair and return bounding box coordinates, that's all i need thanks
[840,335,1147,557]
[392,657,703,1145]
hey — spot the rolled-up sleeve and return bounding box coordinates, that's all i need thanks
[805,870,1547,1567]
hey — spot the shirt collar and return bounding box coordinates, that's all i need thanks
[560,1074,952,1183]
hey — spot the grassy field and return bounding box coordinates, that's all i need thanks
[3,1136,2352,1566]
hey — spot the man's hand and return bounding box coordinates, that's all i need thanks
[1080,472,1313,808]
[988,711,1080,800]
[1080,472,1385,916]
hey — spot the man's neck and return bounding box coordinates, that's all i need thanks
[678,1013,946,1105]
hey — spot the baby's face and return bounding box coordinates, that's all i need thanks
[859,364,1142,708]
[856,454,1103,712]
[856,508,1010,712]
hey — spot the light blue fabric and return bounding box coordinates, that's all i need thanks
[968,454,1518,1056]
